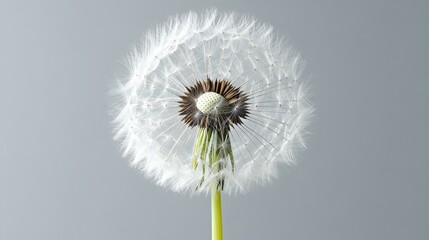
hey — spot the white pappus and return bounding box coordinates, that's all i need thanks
[112,9,313,194]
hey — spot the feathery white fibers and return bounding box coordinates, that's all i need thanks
[112,9,313,194]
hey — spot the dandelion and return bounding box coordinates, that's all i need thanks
[112,9,313,240]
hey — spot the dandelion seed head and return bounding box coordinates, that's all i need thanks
[112,9,313,194]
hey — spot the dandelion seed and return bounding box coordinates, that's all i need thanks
[112,9,313,240]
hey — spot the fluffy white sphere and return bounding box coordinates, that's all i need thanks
[112,9,313,194]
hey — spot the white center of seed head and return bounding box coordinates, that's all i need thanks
[196,92,226,114]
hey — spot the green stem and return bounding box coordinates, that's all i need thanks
[211,184,223,240]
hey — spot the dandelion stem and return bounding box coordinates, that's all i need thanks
[211,184,223,240]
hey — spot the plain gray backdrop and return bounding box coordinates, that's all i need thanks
[1,0,428,239]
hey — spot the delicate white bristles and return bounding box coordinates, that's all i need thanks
[112,9,313,195]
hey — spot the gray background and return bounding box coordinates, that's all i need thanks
[1,0,428,239]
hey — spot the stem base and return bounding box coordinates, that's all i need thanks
[211,185,223,240]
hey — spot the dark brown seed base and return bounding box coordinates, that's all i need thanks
[178,78,249,130]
